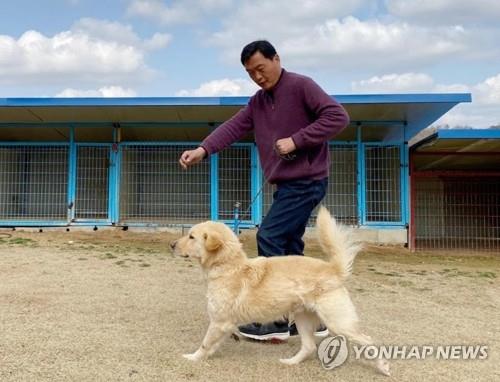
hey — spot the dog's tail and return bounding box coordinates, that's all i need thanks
[316,205,362,281]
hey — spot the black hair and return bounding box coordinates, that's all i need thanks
[240,40,277,65]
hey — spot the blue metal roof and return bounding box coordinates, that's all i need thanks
[0,93,471,107]
[433,128,500,139]
[411,127,500,170]
[0,93,471,141]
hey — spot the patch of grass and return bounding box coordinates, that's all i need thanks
[5,237,37,246]
[447,270,473,277]
[100,253,117,260]
[476,271,497,279]
[398,280,414,287]
[384,271,403,277]
[408,270,428,276]
[437,269,494,279]
[441,268,456,273]
[78,257,88,261]
[139,263,151,268]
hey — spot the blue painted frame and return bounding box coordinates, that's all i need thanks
[0,141,71,226]
[73,142,113,225]
[0,134,408,229]
[251,146,263,225]
[360,142,406,227]
[67,127,77,223]
[210,153,219,221]
[217,142,256,226]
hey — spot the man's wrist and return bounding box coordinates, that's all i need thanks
[197,146,208,159]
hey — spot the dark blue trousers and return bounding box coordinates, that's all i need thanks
[257,178,327,257]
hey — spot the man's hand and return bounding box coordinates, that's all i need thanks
[275,137,296,155]
[179,147,207,170]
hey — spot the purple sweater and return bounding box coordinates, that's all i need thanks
[201,69,350,184]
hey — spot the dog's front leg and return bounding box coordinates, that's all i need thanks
[183,321,233,362]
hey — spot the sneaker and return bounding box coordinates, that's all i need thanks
[289,323,329,337]
[238,321,290,341]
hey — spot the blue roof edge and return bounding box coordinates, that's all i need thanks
[436,128,500,139]
[0,93,471,107]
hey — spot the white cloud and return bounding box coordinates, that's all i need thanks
[205,0,500,76]
[0,19,170,88]
[351,73,434,93]
[0,29,142,79]
[56,86,137,97]
[474,74,500,105]
[144,33,172,50]
[436,74,500,128]
[176,78,258,96]
[433,83,470,93]
[72,18,171,51]
[210,11,467,72]
[433,104,500,129]
[351,72,500,128]
[208,0,371,59]
[127,0,233,25]
[289,18,466,69]
[386,0,500,25]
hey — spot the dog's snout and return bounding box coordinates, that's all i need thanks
[170,240,177,250]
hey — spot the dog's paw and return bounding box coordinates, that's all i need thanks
[377,359,391,376]
[183,353,201,362]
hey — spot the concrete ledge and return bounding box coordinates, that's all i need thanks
[2,225,408,245]
[305,227,407,245]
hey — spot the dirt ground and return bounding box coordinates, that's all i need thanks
[0,227,499,382]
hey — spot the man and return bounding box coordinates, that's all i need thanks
[179,40,349,340]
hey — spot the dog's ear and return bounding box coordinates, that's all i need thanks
[204,231,223,252]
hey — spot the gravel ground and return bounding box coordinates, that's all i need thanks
[0,228,499,382]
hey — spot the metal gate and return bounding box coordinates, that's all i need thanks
[0,145,69,224]
[217,145,253,223]
[72,145,111,223]
[363,144,403,225]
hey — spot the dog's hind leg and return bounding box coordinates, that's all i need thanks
[279,311,319,365]
[183,321,235,362]
[343,330,391,376]
[314,289,391,376]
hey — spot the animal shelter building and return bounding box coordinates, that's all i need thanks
[0,93,499,253]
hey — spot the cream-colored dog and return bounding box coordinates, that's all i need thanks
[170,206,390,376]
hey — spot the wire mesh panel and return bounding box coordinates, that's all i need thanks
[75,146,110,220]
[325,145,358,225]
[414,177,500,252]
[365,146,401,223]
[120,145,210,224]
[0,146,68,221]
[261,144,358,226]
[218,146,252,221]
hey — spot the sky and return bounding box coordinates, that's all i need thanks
[1,0,499,128]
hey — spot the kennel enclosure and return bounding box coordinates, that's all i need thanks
[410,129,500,252]
[0,94,476,250]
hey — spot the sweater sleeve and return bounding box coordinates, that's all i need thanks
[291,78,349,149]
[200,103,254,155]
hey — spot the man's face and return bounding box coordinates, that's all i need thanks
[244,51,282,91]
